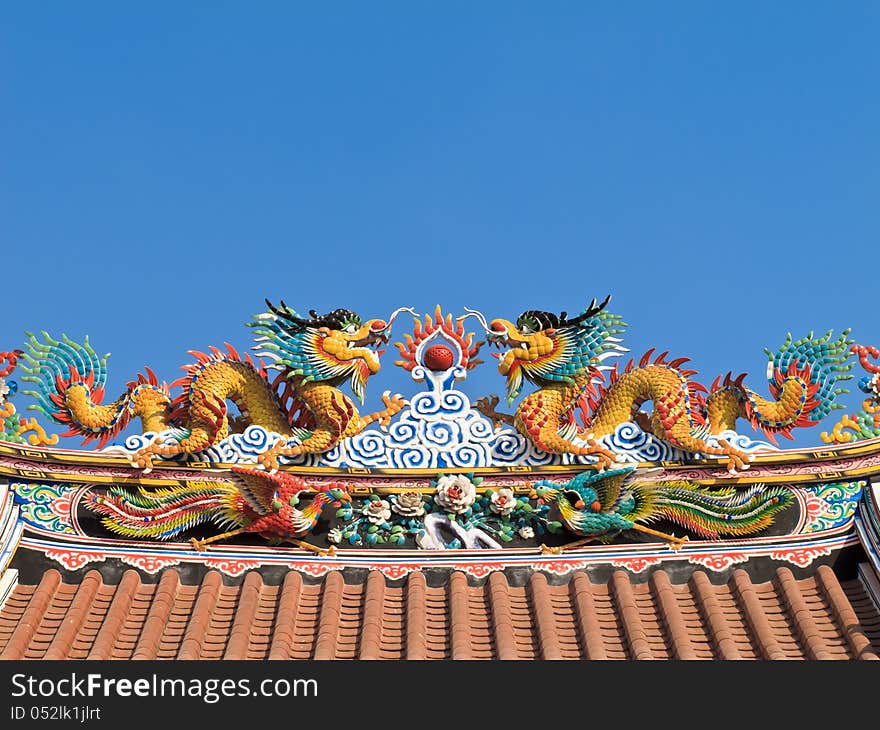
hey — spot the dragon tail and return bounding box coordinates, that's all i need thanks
[85,482,241,540]
[18,332,170,448]
[707,330,854,444]
[629,481,794,538]
[18,331,130,448]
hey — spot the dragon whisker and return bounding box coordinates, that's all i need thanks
[458,307,494,334]
[386,306,418,327]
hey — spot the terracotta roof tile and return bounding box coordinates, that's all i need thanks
[818,565,879,659]
[489,571,517,660]
[223,571,262,660]
[88,569,139,660]
[2,566,880,660]
[404,571,427,660]
[313,571,343,660]
[132,570,177,660]
[178,570,222,660]
[568,573,602,659]
[268,571,301,660]
[651,571,695,659]
[358,570,384,660]
[424,584,450,659]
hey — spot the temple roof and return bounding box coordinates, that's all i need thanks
[2,562,878,660]
[2,315,880,662]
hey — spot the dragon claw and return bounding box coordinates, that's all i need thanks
[372,392,407,430]
[725,453,749,474]
[474,394,513,430]
[130,453,154,473]
[584,442,617,472]
[129,436,171,474]
[256,444,283,473]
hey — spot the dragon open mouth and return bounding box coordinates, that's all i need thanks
[348,330,389,350]
[486,332,528,351]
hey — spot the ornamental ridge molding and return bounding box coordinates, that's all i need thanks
[1,302,878,575]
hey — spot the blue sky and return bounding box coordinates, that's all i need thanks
[2,3,878,450]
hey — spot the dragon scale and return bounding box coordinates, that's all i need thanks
[475,297,853,471]
[19,304,407,471]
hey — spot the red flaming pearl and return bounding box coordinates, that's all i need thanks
[424,344,455,371]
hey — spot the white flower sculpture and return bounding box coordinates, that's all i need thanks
[518,526,535,540]
[488,488,516,516]
[361,499,392,525]
[327,528,343,544]
[392,491,426,518]
[434,474,477,514]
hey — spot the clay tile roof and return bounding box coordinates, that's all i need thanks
[1,566,879,660]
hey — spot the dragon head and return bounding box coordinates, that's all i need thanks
[250,302,413,403]
[463,296,627,403]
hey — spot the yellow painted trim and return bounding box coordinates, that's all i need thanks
[1,437,879,489]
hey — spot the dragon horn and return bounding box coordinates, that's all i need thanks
[560,294,612,327]
[265,299,312,327]
[458,307,494,334]
[264,299,288,317]
[386,306,418,327]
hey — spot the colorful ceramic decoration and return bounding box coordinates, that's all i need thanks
[0,300,867,563]
[466,297,852,473]
[530,467,793,553]
[19,305,414,471]
[822,344,880,444]
[85,468,350,555]
[0,349,57,447]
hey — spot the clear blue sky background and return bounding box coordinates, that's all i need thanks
[2,3,877,450]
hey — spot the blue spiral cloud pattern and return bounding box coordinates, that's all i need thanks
[102,372,779,468]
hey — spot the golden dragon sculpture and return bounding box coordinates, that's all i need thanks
[466,296,853,473]
[19,303,413,472]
